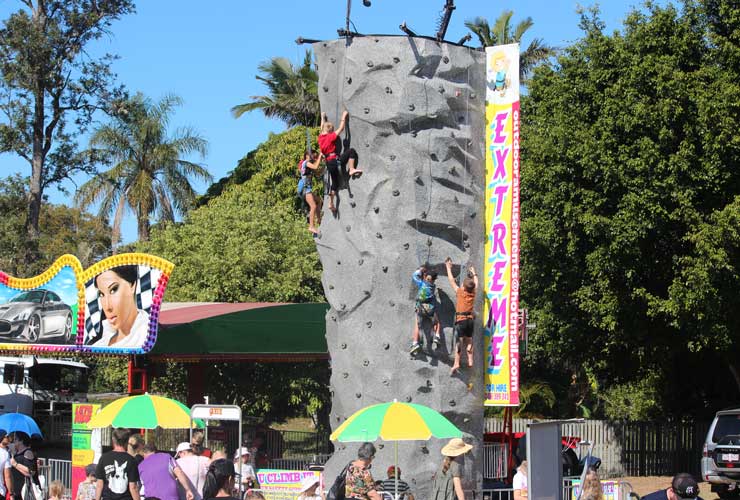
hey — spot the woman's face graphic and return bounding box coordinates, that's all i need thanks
[96,270,137,335]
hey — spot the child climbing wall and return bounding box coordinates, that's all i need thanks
[318,111,362,214]
[445,258,478,375]
[410,266,441,355]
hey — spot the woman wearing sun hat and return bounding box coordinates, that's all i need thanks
[297,475,324,500]
[430,438,473,500]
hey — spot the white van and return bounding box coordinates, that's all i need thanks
[702,408,740,498]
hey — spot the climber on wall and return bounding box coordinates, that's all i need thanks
[318,110,362,214]
[410,265,442,356]
[445,258,478,375]
[297,150,324,235]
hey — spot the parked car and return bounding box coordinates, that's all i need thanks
[702,408,740,498]
[0,290,74,343]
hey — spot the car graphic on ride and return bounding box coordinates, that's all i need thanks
[0,290,74,343]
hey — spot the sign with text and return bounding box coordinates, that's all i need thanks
[484,43,521,406]
[71,403,101,500]
[256,469,322,490]
[571,480,621,500]
[191,404,242,421]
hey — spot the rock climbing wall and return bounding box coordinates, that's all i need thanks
[314,37,486,496]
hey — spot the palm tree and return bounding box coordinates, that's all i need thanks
[231,50,319,127]
[76,93,211,245]
[465,11,556,80]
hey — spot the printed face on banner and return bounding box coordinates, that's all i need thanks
[0,253,173,355]
[484,43,521,407]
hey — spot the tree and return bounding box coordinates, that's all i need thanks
[520,1,740,419]
[231,50,320,127]
[0,174,111,277]
[465,11,556,80]
[76,93,211,244]
[0,0,134,263]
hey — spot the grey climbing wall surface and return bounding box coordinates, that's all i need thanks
[314,36,486,496]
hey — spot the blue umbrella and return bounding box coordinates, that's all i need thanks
[0,413,42,438]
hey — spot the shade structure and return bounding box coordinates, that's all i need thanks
[0,413,42,438]
[330,401,462,441]
[87,394,204,429]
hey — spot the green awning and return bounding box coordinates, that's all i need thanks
[149,303,329,361]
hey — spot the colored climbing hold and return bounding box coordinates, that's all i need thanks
[393,190,400,196]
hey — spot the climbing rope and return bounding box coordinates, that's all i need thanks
[458,45,473,286]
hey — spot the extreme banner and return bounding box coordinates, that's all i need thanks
[484,43,521,406]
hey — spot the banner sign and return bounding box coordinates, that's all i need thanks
[0,253,173,354]
[571,480,621,500]
[484,43,521,406]
[255,469,322,490]
[71,403,102,500]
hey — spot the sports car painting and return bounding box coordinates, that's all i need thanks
[0,290,74,343]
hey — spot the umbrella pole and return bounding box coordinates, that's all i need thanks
[394,441,398,500]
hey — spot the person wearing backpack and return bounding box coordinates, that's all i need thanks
[430,438,473,500]
[344,443,381,500]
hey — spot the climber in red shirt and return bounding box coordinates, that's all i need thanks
[318,110,362,213]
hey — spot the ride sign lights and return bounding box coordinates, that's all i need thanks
[0,253,174,355]
[484,43,521,406]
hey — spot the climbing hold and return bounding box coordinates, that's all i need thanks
[350,201,356,208]
[367,61,374,67]
[341,343,347,349]
[364,290,371,296]
[430,153,438,161]
[447,225,455,230]
[455,89,462,97]
[323,86,329,92]
[463,417,471,423]
[382,266,388,273]
[373,206,380,213]
[438,85,445,93]
[340,303,347,310]
[345,225,351,232]
[383,343,390,350]
[470,92,476,99]
[449,400,456,406]
[463,234,469,241]
[421,211,427,219]
[330,57,336,63]
[385,86,392,94]
[390,155,396,161]
[376,232,382,239]
[342,372,349,378]
[470,212,477,218]
[389,301,395,307]
[405,396,412,402]
[415,175,423,185]
[420,445,429,454]
[346,76,352,84]
[331,315,337,321]
[443,56,449,63]
[426,380,433,388]
[364,107,370,114]
[411,131,417,137]
[393,57,400,63]
[393,189,400,196]
[363,359,370,366]
[329,284,335,290]
[408,104,415,111]
[356,393,362,398]
[366,321,372,328]
[358,258,364,265]
[403,243,409,250]
[449,166,457,175]
[337,260,341,265]
[365,142,370,148]
[459,115,465,123]
[382,378,390,386]
[453,196,459,203]
[427,238,433,247]
[378,444,384,450]
[464,242,470,249]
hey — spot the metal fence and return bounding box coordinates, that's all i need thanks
[483,443,508,479]
[485,417,711,477]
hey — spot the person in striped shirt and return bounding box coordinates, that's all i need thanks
[380,466,413,500]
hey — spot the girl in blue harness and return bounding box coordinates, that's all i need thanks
[297,151,323,235]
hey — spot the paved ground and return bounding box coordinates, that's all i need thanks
[621,477,719,499]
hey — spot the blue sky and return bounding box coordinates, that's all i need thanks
[0,265,78,305]
[0,0,654,244]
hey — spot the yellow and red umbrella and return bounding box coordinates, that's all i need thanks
[87,394,203,429]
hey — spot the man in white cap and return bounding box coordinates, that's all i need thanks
[175,442,209,500]
[235,448,258,490]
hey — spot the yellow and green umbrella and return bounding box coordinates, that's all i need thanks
[331,401,462,441]
[87,394,204,429]
[331,401,463,500]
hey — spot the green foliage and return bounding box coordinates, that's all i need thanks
[232,51,320,127]
[76,93,212,243]
[86,358,128,395]
[0,174,111,276]
[520,1,740,419]
[0,0,133,256]
[601,373,662,421]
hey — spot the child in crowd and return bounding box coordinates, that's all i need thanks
[318,111,362,213]
[410,265,441,355]
[48,480,65,500]
[75,464,97,500]
[445,258,478,375]
[297,150,324,235]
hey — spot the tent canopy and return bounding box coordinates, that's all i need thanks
[149,302,329,361]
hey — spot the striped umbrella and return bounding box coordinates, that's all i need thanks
[331,401,462,500]
[87,393,204,429]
